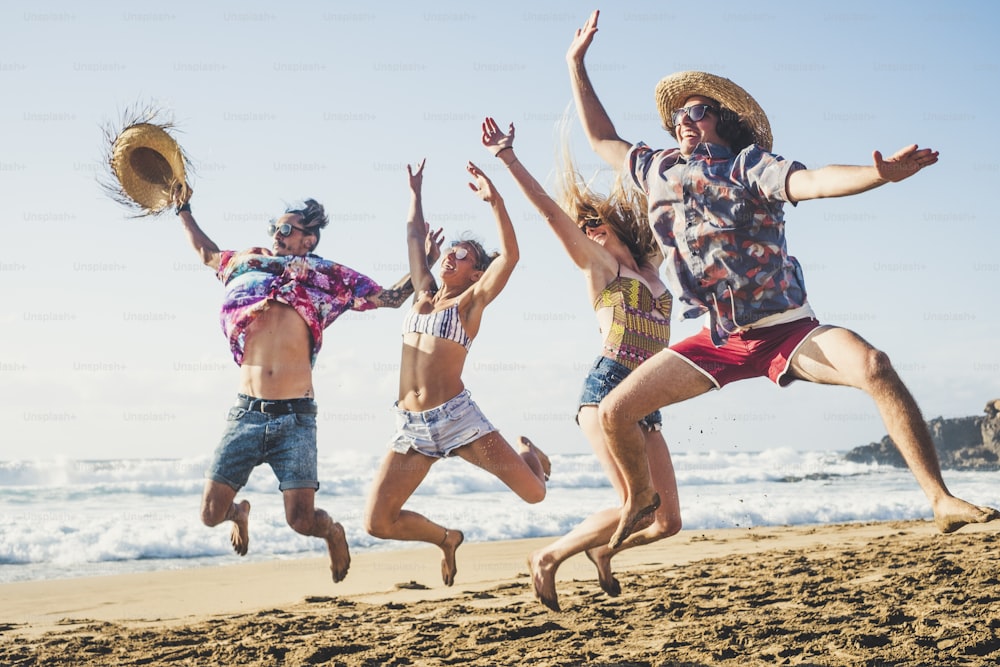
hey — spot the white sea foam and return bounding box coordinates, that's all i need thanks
[1,451,997,583]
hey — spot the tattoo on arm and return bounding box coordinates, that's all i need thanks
[376,276,414,308]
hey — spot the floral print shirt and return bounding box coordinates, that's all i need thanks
[216,248,381,366]
[628,141,807,345]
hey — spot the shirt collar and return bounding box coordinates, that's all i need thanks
[689,142,734,160]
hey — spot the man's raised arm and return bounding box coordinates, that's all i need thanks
[567,10,633,168]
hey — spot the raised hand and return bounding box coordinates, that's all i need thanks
[567,9,600,65]
[467,161,499,203]
[425,224,444,266]
[873,144,939,183]
[170,181,193,208]
[407,158,426,191]
[481,117,515,156]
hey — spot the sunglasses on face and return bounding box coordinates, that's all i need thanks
[671,104,717,126]
[445,246,472,260]
[267,222,309,237]
[580,219,604,230]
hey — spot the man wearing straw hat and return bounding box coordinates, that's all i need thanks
[565,10,999,551]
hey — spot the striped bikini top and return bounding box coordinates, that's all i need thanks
[402,301,473,350]
[596,270,672,371]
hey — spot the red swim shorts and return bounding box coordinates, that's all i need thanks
[669,317,822,388]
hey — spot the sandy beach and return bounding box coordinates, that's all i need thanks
[2,519,998,666]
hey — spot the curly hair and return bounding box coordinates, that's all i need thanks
[285,198,329,246]
[716,107,757,152]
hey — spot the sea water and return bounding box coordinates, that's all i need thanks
[1,450,997,584]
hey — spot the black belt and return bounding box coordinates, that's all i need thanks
[235,396,318,415]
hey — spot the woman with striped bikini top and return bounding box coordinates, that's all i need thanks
[365,159,550,590]
[402,299,473,350]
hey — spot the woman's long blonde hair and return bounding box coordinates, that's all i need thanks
[554,120,658,268]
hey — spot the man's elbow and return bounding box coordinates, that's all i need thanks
[592,140,629,169]
[201,253,220,271]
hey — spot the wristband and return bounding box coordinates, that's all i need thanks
[495,146,514,158]
[176,202,192,215]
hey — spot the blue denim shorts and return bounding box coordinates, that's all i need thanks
[578,356,662,432]
[206,394,320,491]
[389,389,497,458]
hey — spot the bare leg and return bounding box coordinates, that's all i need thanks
[520,436,551,481]
[365,449,465,586]
[228,501,251,556]
[200,480,251,556]
[600,350,712,549]
[284,488,350,582]
[585,541,621,597]
[791,326,1000,533]
[528,406,682,610]
[454,431,548,504]
[439,528,465,587]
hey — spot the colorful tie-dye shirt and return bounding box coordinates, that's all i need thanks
[627,141,807,346]
[215,248,382,366]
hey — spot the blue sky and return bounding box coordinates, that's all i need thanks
[2,0,998,461]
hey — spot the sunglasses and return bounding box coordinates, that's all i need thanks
[671,104,717,126]
[267,222,309,237]
[580,219,603,230]
[445,246,471,260]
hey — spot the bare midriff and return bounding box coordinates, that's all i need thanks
[398,332,468,412]
[238,301,315,399]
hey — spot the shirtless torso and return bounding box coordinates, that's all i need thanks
[238,302,315,399]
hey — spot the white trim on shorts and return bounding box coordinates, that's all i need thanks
[663,347,722,390]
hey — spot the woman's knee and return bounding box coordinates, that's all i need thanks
[363,513,382,538]
[364,509,393,538]
[652,513,682,540]
[520,482,546,505]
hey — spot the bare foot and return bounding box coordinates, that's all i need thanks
[229,500,251,556]
[324,520,351,583]
[609,492,660,550]
[585,546,621,597]
[519,436,551,481]
[527,550,560,612]
[440,529,464,586]
[933,497,1000,534]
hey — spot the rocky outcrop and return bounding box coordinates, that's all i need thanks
[844,400,1000,470]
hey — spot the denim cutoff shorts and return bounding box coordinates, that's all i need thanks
[578,356,662,432]
[389,389,496,458]
[206,394,320,491]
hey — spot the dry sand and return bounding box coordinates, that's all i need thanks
[2,520,999,666]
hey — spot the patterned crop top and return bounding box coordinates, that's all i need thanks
[595,273,672,371]
[402,302,473,350]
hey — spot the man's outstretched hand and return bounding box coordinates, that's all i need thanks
[873,144,939,183]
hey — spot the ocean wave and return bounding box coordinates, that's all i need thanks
[2,453,997,584]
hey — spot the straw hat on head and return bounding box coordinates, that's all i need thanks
[655,71,772,151]
[102,105,191,216]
